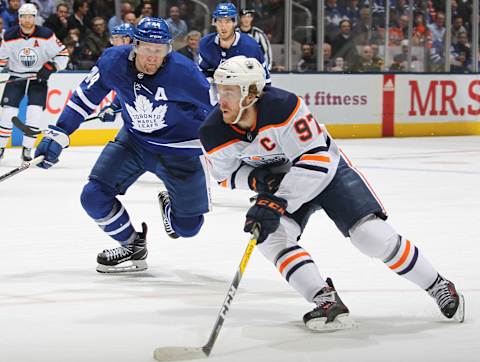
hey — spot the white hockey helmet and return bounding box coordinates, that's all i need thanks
[214,55,266,99]
[19,3,38,17]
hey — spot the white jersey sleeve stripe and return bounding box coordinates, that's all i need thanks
[76,87,99,110]
[66,100,89,118]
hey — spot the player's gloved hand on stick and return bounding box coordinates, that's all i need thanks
[244,193,287,244]
[97,104,117,123]
[36,62,56,83]
[248,167,286,193]
[35,125,70,169]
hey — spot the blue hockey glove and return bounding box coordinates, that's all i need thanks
[35,125,70,169]
[97,104,117,123]
[248,167,286,193]
[244,193,287,244]
[36,62,56,83]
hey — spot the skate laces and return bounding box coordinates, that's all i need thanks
[313,287,337,309]
[428,279,456,310]
[102,246,132,261]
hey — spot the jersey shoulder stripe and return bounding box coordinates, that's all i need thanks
[199,108,242,154]
[256,87,300,131]
[3,25,54,42]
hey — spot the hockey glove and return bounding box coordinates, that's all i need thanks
[35,125,70,169]
[244,193,287,244]
[248,167,287,194]
[97,104,117,123]
[36,62,56,83]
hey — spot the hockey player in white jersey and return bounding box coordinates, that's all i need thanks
[199,56,465,331]
[0,3,68,162]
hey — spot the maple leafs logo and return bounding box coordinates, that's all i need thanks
[125,94,168,133]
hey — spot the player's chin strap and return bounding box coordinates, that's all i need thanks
[232,95,259,125]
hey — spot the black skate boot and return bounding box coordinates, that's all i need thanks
[96,222,148,273]
[427,274,465,322]
[21,147,32,162]
[158,191,179,239]
[303,278,357,331]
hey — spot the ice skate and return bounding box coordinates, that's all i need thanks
[158,191,179,239]
[96,222,148,273]
[21,147,32,162]
[427,274,465,323]
[303,278,357,331]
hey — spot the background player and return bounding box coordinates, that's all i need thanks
[0,3,68,162]
[236,9,272,71]
[34,17,213,273]
[199,56,465,330]
[199,2,270,85]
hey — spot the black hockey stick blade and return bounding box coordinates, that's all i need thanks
[0,76,36,85]
[12,117,42,136]
[0,156,44,183]
[153,347,207,361]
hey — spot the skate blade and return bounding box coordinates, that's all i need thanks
[306,314,359,332]
[153,346,207,361]
[453,293,465,323]
[96,260,148,273]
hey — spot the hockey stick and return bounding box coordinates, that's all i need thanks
[153,225,260,361]
[11,109,123,137]
[0,76,37,85]
[0,155,44,183]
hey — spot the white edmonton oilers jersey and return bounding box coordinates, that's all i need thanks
[0,25,68,77]
[199,87,341,213]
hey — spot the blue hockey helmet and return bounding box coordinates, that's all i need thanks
[111,23,135,39]
[212,2,237,21]
[133,17,172,45]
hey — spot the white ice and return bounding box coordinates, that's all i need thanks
[1,136,479,362]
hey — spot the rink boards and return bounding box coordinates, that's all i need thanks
[1,72,479,147]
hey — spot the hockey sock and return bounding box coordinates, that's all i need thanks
[23,105,43,149]
[383,235,438,289]
[273,245,328,302]
[0,107,18,148]
[81,181,136,246]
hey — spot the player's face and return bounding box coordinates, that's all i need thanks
[110,35,131,46]
[217,84,242,124]
[19,14,35,31]
[134,41,170,75]
[215,18,235,41]
[240,14,253,28]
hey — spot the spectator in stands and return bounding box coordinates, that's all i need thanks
[166,5,188,41]
[0,16,4,41]
[391,39,419,72]
[330,57,346,72]
[351,44,383,72]
[325,0,347,41]
[44,2,69,42]
[332,19,357,68]
[107,1,132,33]
[137,1,154,22]
[64,38,80,70]
[237,9,272,70]
[450,31,471,73]
[84,17,110,63]
[134,0,155,18]
[68,0,90,41]
[264,0,284,43]
[389,53,406,72]
[344,0,360,26]
[33,0,54,23]
[92,0,115,22]
[323,42,333,71]
[428,36,445,72]
[177,30,201,63]
[451,16,467,45]
[2,0,20,30]
[297,43,317,72]
[428,11,446,45]
[352,7,374,46]
[123,12,137,26]
[412,12,432,47]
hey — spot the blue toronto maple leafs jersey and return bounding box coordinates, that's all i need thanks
[199,32,271,83]
[56,45,212,155]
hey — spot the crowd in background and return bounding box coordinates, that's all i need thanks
[0,0,478,73]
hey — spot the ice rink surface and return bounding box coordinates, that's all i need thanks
[1,136,479,362]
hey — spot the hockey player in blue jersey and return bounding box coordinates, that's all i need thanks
[198,2,270,85]
[199,56,464,330]
[34,17,213,273]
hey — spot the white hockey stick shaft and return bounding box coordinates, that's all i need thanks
[0,156,44,183]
